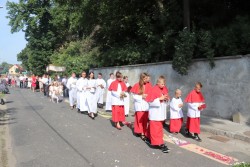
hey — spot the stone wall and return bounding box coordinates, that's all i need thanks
[91,55,250,124]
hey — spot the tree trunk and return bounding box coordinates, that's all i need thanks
[183,0,190,30]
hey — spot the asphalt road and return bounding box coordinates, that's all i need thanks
[5,88,237,167]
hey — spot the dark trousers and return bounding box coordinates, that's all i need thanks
[43,84,49,97]
[20,81,23,88]
[63,85,69,97]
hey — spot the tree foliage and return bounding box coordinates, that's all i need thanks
[6,0,250,75]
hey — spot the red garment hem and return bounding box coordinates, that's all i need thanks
[186,117,200,134]
[134,111,148,135]
[170,118,183,133]
[149,120,164,146]
[112,105,125,122]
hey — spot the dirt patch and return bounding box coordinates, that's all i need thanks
[0,103,16,167]
[208,135,230,143]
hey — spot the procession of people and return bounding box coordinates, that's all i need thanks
[2,70,206,154]
[62,70,206,154]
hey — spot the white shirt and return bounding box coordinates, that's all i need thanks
[170,97,184,119]
[42,77,49,85]
[66,77,77,90]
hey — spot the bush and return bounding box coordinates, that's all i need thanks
[196,30,215,68]
[172,28,196,75]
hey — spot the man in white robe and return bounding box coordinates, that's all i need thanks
[66,72,77,110]
[95,73,107,108]
[76,71,88,113]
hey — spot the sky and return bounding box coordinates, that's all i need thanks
[0,0,27,65]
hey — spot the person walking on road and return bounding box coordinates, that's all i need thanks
[66,72,78,110]
[109,71,127,130]
[86,72,97,119]
[185,82,206,142]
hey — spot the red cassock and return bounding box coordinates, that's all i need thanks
[170,118,183,133]
[130,82,152,135]
[109,80,127,123]
[185,90,206,134]
[145,85,169,146]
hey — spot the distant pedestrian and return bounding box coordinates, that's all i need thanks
[31,74,37,92]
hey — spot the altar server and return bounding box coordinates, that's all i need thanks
[76,71,88,113]
[130,73,152,141]
[86,72,97,119]
[66,72,78,110]
[169,89,184,134]
[185,82,206,142]
[96,73,107,108]
[145,76,170,153]
[105,73,115,112]
[109,71,127,130]
[123,76,130,117]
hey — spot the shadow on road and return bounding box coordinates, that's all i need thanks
[0,107,17,125]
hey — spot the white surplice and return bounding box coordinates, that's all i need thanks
[95,78,107,104]
[66,77,78,107]
[76,77,88,111]
[86,79,97,113]
[105,78,115,110]
[124,82,130,115]
[170,97,183,119]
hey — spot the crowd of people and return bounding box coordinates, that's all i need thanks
[65,71,206,154]
[4,71,206,154]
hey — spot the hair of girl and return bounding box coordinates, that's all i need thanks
[139,72,149,95]
[115,71,122,78]
[88,71,95,79]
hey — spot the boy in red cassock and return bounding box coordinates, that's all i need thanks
[109,71,127,130]
[145,76,170,153]
[185,82,206,141]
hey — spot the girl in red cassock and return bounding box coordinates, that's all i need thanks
[130,73,152,141]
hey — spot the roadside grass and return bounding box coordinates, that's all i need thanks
[233,163,250,167]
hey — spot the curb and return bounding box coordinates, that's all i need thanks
[200,126,250,143]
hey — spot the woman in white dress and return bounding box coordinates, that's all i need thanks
[86,72,97,119]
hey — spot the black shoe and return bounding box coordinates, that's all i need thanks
[160,144,170,153]
[185,129,191,137]
[125,115,128,117]
[0,99,5,105]
[144,138,151,145]
[77,108,80,113]
[194,134,202,142]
